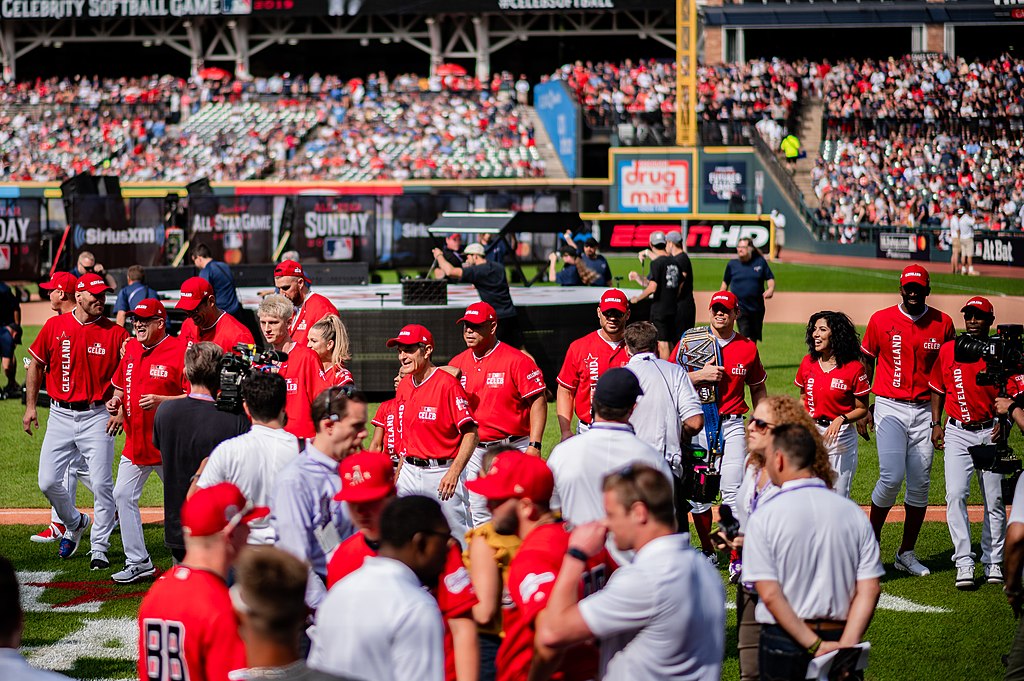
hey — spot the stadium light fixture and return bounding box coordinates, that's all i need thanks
[360,38,369,47]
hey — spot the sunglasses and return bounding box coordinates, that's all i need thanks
[963,311,991,321]
[749,417,775,432]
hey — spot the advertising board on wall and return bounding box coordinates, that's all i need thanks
[189,195,275,264]
[877,231,930,261]
[532,80,579,178]
[702,161,747,207]
[0,198,42,280]
[612,152,694,214]
[293,195,375,265]
[596,216,770,254]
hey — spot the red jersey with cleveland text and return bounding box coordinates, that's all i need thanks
[372,398,399,459]
[498,522,614,681]
[795,356,871,420]
[30,310,128,403]
[112,335,186,466]
[290,292,338,346]
[397,368,476,460]
[557,330,628,425]
[178,313,254,353]
[278,343,329,439]
[862,305,954,402]
[324,363,354,388]
[450,341,546,441]
[138,566,246,681]
[673,332,766,415]
[927,340,1020,423]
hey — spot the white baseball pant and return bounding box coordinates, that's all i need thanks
[816,422,858,499]
[693,415,747,513]
[943,422,1005,569]
[50,455,92,525]
[37,405,116,553]
[871,397,933,508]
[467,436,530,527]
[113,457,164,565]
[396,460,470,549]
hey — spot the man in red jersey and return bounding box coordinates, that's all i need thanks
[274,260,339,346]
[175,277,254,352]
[24,273,129,564]
[137,482,258,681]
[556,289,631,440]
[449,302,547,526]
[258,294,328,440]
[467,451,613,681]
[108,299,187,581]
[370,370,407,465]
[326,451,479,681]
[861,264,955,577]
[390,324,479,547]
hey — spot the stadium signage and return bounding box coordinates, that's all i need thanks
[497,0,614,8]
[1,0,254,18]
[294,195,375,264]
[613,154,694,214]
[702,161,747,205]
[876,232,929,261]
[596,216,770,255]
[0,218,30,243]
[78,226,156,245]
[303,210,369,239]
[191,213,272,234]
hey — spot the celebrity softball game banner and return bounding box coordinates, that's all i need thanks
[702,161,748,207]
[612,151,695,214]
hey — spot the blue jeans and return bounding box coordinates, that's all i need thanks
[479,633,501,681]
[759,624,856,681]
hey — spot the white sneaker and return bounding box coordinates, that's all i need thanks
[112,559,156,584]
[894,550,931,577]
[955,565,976,590]
[968,268,980,276]
[986,564,1005,585]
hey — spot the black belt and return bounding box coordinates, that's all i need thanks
[480,435,517,447]
[722,414,745,421]
[52,399,104,412]
[815,416,836,427]
[949,417,995,432]
[880,396,929,406]
[404,456,453,469]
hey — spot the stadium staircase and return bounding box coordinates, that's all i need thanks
[522,106,567,179]
[792,98,824,209]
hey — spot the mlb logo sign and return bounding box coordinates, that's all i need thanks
[0,245,10,270]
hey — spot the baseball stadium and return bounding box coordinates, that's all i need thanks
[1,0,1024,679]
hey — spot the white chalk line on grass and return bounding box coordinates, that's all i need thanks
[783,262,1015,297]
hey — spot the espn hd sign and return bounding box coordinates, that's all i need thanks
[613,153,694,214]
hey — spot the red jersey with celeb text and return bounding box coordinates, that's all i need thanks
[449,341,546,441]
[290,292,338,346]
[178,313,254,353]
[112,335,187,466]
[138,566,246,681]
[278,343,329,439]
[862,305,954,402]
[557,330,629,425]
[326,537,478,681]
[397,368,476,460]
[30,310,129,403]
[794,356,871,420]
[372,398,399,459]
[927,340,1018,423]
[672,332,767,415]
[324,363,354,388]
[498,522,614,681]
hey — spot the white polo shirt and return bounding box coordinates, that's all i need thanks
[578,534,724,681]
[742,477,883,624]
[626,352,703,467]
[198,424,302,545]
[308,556,444,681]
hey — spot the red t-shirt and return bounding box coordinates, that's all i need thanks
[449,341,546,441]
[112,335,186,466]
[794,356,871,420]
[928,340,1010,423]
[278,343,329,439]
[178,313,254,353]
[673,332,767,415]
[498,522,613,681]
[30,310,129,403]
[138,566,246,681]
[397,368,476,460]
[324,363,354,388]
[861,305,954,402]
[290,292,338,346]
[556,330,628,425]
[372,398,399,459]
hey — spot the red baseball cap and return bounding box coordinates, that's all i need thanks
[386,324,434,348]
[76,273,112,295]
[457,302,497,325]
[333,451,396,503]
[465,450,554,504]
[131,298,167,320]
[39,272,77,293]
[961,296,994,317]
[274,259,311,283]
[599,289,629,313]
[181,482,270,538]
[900,264,930,287]
[709,291,738,311]
[176,277,214,311]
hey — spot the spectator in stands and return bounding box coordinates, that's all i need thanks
[191,243,242,319]
[114,265,160,328]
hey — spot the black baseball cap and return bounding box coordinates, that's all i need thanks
[584,237,599,248]
[593,368,643,409]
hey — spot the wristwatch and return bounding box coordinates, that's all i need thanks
[566,547,589,562]
[528,441,543,451]
[930,421,941,428]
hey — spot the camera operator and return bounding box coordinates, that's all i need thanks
[930,297,1012,589]
[258,295,329,440]
[189,372,300,546]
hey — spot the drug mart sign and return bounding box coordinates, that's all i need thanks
[613,152,694,214]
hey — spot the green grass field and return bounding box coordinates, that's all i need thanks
[4,261,1024,680]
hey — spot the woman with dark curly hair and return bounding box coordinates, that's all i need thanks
[794,311,871,498]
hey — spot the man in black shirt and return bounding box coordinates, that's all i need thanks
[432,233,464,280]
[628,231,680,360]
[153,341,250,562]
[432,242,523,348]
[0,282,21,398]
[665,230,696,339]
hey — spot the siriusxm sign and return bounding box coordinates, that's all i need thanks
[533,80,579,178]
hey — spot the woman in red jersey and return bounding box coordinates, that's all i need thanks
[307,315,354,388]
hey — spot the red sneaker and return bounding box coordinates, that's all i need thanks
[30,522,65,543]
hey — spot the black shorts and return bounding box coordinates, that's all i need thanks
[651,312,677,343]
[497,315,525,349]
[674,299,697,340]
[737,309,765,342]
